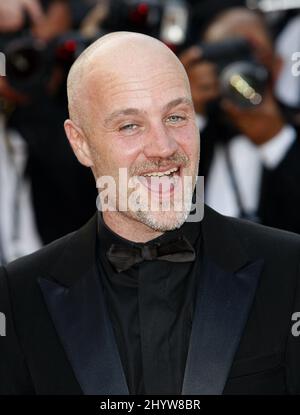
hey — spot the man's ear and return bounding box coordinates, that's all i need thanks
[64,119,94,167]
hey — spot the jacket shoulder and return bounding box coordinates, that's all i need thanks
[3,231,75,279]
[1,213,97,288]
[226,214,300,258]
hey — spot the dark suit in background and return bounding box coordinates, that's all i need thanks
[257,132,300,234]
[200,120,300,234]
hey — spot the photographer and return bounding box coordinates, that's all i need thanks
[0,0,46,264]
[0,109,42,265]
[181,7,300,234]
[0,0,97,249]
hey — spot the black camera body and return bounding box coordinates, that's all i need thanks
[0,33,51,95]
[0,31,102,96]
[199,37,269,108]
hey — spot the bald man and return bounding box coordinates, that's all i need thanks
[1,32,300,395]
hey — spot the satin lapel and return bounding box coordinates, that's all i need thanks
[182,255,264,395]
[38,263,129,395]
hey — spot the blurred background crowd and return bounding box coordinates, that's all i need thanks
[1,0,300,265]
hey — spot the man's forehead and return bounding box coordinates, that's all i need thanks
[86,65,188,95]
[89,71,191,115]
[84,52,184,89]
[82,53,191,108]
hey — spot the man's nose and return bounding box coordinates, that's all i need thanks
[143,123,178,159]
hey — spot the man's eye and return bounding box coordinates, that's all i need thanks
[119,123,138,132]
[166,115,186,123]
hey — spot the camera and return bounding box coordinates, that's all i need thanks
[0,30,102,96]
[198,37,269,108]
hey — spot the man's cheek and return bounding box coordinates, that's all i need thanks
[178,137,196,157]
[186,142,199,162]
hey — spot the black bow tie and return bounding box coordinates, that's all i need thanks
[106,235,196,273]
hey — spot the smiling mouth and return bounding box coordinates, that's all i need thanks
[142,167,179,177]
[137,166,182,194]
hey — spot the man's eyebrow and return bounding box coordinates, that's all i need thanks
[104,108,145,126]
[104,97,193,126]
[163,97,194,112]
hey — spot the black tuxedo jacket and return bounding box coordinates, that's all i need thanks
[1,206,300,395]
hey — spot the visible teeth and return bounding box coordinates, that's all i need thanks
[142,167,179,177]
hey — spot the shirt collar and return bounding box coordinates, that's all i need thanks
[97,211,201,256]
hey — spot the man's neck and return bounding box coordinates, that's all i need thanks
[102,211,164,243]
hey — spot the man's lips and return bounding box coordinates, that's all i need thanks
[137,164,181,176]
[136,166,182,195]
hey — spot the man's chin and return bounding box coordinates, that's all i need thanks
[133,209,189,232]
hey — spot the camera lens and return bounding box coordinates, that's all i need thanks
[220,61,269,108]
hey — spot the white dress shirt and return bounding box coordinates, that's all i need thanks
[0,115,42,264]
[205,124,297,218]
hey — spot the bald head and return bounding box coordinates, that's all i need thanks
[67,32,190,128]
